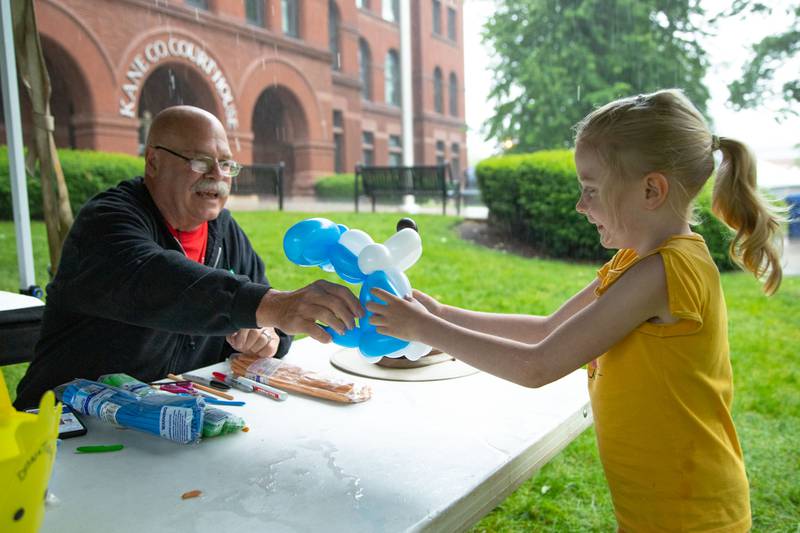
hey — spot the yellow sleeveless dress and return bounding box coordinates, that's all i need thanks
[589,234,751,532]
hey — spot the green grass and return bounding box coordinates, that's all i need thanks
[2,213,798,531]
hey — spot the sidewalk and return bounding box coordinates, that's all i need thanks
[226,194,489,219]
[784,237,800,276]
[226,194,799,276]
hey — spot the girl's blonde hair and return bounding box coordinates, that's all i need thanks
[574,89,783,295]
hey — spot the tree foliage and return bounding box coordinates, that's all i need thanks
[482,0,711,151]
[724,1,800,116]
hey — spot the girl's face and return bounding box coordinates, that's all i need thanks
[574,145,642,250]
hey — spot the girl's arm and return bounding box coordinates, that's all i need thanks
[369,254,670,388]
[423,279,599,344]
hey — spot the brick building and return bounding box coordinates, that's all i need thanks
[4,0,466,193]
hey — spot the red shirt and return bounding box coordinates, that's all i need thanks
[166,222,208,264]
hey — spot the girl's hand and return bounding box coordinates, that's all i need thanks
[226,327,280,358]
[411,289,443,317]
[366,288,431,341]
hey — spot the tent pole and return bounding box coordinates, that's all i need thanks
[0,0,37,295]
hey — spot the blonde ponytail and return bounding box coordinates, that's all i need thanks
[712,137,784,294]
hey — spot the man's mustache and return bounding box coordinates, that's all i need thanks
[191,178,230,198]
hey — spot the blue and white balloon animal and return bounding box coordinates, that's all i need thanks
[283,218,431,363]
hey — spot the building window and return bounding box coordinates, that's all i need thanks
[385,49,400,106]
[329,1,341,70]
[433,67,443,114]
[383,0,399,22]
[186,0,208,8]
[246,0,264,26]
[358,39,372,100]
[357,0,370,9]
[333,110,345,173]
[451,143,461,179]
[435,140,446,166]
[447,7,456,40]
[282,0,299,38]
[389,134,403,166]
[362,131,375,166]
[432,0,441,35]
[449,72,458,116]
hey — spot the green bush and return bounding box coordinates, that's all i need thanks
[314,173,355,199]
[476,149,736,270]
[692,187,737,271]
[0,146,145,220]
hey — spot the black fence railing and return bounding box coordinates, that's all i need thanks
[233,163,284,210]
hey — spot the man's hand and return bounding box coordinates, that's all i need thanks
[256,280,363,343]
[226,327,279,358]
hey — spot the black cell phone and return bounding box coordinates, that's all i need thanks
[26,404,88,439]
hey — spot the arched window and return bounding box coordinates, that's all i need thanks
[282,0,299,38]
[433,67,443,114]
[385,50,400,106]
[449,72,458,116]
[329,1,341,70]
[358,39,372,100]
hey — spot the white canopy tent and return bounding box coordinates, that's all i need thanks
[0,0,37,296]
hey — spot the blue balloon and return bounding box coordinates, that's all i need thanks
[360,328,408,357]
[329,244,365,284]
[283,217,417,359]
[323,324,361,348]
[359,271,399,310]
[283,218,341,266]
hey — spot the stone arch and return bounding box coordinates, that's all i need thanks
[238,58,323,139]
[251,86,311,192]
[41,37,94,148]
[239,58,329,194]
[136,62,221,154]
[117,30,235,136]
[36,0,113,111]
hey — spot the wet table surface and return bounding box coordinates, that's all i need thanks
[41,338,592,533]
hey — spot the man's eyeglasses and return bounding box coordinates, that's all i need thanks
[154,145,241,177]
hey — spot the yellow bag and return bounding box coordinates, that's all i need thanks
[0,372,60,533]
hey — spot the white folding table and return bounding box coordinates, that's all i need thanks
[41,338,592,533]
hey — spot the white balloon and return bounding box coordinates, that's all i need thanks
[384,267,412,298]
[338,229,373,256]
[361,353,384,364]
[358,243,392,274]
[381,341,432,360]
[384,228,422,271]
[403,342,433,361]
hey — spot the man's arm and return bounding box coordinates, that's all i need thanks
[255,281,363,344]
[226,217,291,358]
[51,200,268,336]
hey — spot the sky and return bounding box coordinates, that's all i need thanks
[462,0,800,168]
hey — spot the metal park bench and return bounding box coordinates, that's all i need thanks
[355,164,462,215]
[233,163,285,210]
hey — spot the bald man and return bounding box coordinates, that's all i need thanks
[14,106,361,408]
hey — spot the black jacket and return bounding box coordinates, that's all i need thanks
[15,177,290,408]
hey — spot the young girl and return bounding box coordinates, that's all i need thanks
[367,89,784,532]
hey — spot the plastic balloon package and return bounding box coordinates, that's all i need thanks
[283,217,431,362]
[56,378,204,444]
[230,354,371,403]
[97,373,245,438]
